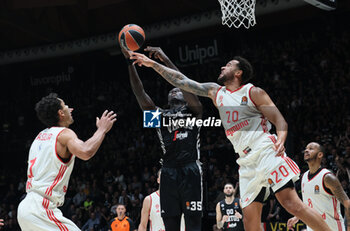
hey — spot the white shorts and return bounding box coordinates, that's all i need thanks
[17,192,80,231]
[239,142,300,208]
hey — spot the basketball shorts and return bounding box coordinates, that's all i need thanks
[239,140,300,208]
[160,160,203,218]
[17,192,80,231]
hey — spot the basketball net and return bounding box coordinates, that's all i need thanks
[218,0,256,29]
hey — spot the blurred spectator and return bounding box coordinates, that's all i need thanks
[81,212,100,231]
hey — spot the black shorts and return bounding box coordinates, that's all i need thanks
[253,180,295,203]
[160,161,203,218]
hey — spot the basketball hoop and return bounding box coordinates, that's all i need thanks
[218,0,256,29]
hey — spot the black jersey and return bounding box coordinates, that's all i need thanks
[156,105,200,166]
[219,198,244,231]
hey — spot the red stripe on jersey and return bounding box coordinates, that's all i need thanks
[42,198,67,231]
[248,85,257,106]
[322,172,334,196]
[46,165,67,196]
[215,86,223,105]
[268,135,276,144]
[285,157,300,173]
[286,157,300,174]
[260,117,268,133]
[333,197,343,231]
[55,128,72,164]
[226,84,245,93]
[47,165,65,196]
[282,156,299,175]
[49,209,68,231]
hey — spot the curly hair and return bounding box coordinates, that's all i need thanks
[233,56,254,84]
[35,93,62,127]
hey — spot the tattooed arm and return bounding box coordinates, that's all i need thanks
[145,46,203,117]
[324,173,350,231]
[130,52,220,104]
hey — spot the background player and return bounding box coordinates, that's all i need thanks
[122,46,203,231]
[17,93,117,231]
[216,183,244,230]
[130,53,332,231]
[287,142,350,231]
[138,169,185,231]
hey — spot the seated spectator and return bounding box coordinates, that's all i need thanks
[82,212,100,231]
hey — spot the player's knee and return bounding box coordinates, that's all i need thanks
[243,214,259,230]
[280,199,304,216]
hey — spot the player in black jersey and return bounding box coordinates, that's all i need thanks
[122,46,203,231]
[216,183,244,231]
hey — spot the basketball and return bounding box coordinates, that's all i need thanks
[118,24,145,51]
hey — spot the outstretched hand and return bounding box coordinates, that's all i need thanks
[120,45,133,59]
[144,46,168,63]
[130,52,155,67]
[96,110,117,134]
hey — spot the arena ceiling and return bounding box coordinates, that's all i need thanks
[0,0,349,53]
[0,0,220,51]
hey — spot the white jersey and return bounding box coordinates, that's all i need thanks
[215,83,300,208]
[149,191,185,231]
[26,127,75,207]
[301,168,345,231]
[215,83,273,166]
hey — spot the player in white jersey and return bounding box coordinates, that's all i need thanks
[17,93,117,231]
[287,142,350,231]
[130,53,332,231]
[138,170,185,231]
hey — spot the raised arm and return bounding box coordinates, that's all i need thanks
[324,173,350,231]
[138,195,151,231]
[122,47,156,110]
[250,87,288,156]
[145,46,203,116]
[130,52,220,104]
[57,110,117,161]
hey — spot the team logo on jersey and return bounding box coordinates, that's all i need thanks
[143,109,161,128]
[268,178,275,187]
[243,146,251,154]
[240,96,248,105]
[314,185,320,194]
[186,201,190,210]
